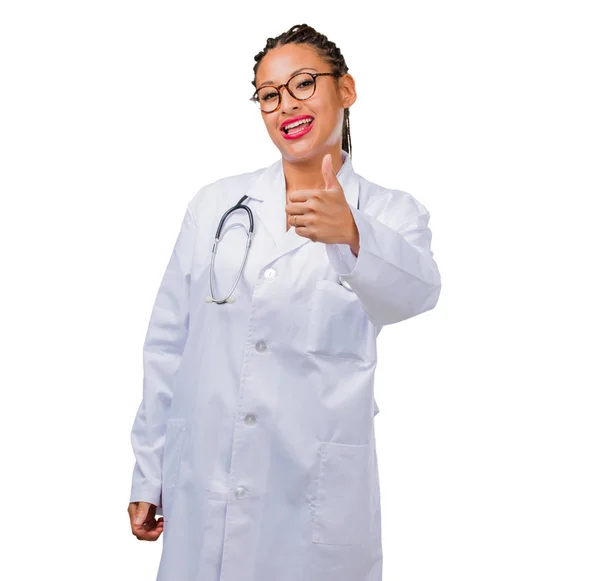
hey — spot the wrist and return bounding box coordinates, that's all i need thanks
[347,216,360,257]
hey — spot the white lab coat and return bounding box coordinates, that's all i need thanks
[130,149,441,581]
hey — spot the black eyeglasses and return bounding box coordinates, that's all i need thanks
[250,71,337,113]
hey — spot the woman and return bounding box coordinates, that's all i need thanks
[127,23,441,581]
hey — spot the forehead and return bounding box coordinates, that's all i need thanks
[255,43,327,86]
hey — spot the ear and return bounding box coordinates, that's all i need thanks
[338,73,357,108]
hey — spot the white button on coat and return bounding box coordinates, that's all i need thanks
[129,150,441,581]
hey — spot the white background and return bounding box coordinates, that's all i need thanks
[1,1,598,579]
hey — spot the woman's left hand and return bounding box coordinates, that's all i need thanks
[286,154,360,254]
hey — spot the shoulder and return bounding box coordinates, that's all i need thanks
[356,172,431,229]
[185,164,270,221]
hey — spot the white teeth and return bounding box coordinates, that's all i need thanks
[284,118,313,132]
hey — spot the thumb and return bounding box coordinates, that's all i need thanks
[134,502,149,525]
[321,153,340,190]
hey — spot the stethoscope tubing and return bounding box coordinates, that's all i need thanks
[208,193,359,304]
[209,195,254,304]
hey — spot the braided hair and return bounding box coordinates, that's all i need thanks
[252,24,352,158]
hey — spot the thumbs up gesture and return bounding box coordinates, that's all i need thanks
[285,153,360,255]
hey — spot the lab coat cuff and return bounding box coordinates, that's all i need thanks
[130,484,162,510]
[326,203,441,326]
[325,241,358,275]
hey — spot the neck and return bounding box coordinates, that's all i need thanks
[282,149,344,194]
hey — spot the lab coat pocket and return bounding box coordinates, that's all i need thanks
[312,441,376,545]
[161,418,187,520]
[305,280,371,361]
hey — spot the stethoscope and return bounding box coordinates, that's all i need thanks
[205,193,359,305]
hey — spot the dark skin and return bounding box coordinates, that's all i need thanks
[256,43,360,255]
[128,501,163,541]
[128,43,361,543]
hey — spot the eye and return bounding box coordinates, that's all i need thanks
[260,92,278,102]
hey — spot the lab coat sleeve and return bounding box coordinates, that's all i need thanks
[325,199,441,326]
[328,240,359,272]
[129,205,196,515]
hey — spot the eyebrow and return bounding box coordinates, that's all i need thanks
[258,67,319,89]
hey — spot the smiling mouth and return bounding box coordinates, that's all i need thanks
[282,117,314,134]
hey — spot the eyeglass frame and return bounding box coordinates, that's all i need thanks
[250,71,338,114]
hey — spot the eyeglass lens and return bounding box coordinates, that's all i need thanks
[255,73,316,112]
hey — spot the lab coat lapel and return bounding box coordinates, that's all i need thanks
[245,151,359,267]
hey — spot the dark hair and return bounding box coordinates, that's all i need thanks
[251,23,352,157]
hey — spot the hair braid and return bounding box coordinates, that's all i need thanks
[251,24,353,157]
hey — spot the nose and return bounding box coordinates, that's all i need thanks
[279,85,299,113]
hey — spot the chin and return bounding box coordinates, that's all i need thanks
[280,137,321,158]
[281,148,319,163]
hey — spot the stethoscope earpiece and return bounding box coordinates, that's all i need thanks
[205,294,237,304]
[338,277,354,292]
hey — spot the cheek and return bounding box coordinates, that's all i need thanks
[316,107,339,134]
[327,104,345,130]
[264,120,280,139]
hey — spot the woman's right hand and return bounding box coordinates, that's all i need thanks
[128,501,164,541]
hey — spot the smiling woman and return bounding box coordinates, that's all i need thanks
[251,26,355,171]
[128,22,442,581]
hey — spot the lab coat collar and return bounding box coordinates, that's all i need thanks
[244,150,360,264]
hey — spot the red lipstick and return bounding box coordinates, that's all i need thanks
[280,115,315,140]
